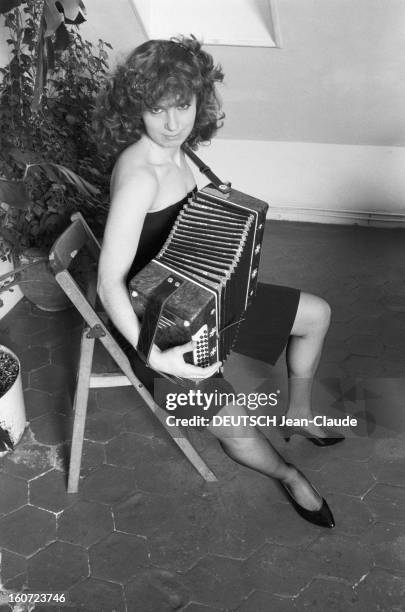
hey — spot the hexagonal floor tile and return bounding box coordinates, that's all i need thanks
[295,578,360,609]
[29,318,75,349]
[23,389,71,421]
[105,433,207,498]
[353,568,405,610]
[244,543,320,597]
[29,363,71,394]
[317,459,375,497]
[182,605,222,612]
[121,405,164,439]
[183,555,249,610]
[322,437,376,463]
[105,432,161,469]
[125,568,189,612]
[20,345,50,372]
[6,315,49,339]
[69,577,125,611]
[147,489,219,572]
[29,469,74,513]
[360,522,405,574]
[95,387,138,416]
[345,335,384,358]
[307,531,373,583]
[374,459,405,487]
[83,410,124,443]
[57,501,113,548]
[28,412,73,446]
[238,591,298,612]
[363,483,405,525]
[80,465,137,504]
[0,549,27,587]
[50,341,79,371]
[0,473,28,515]
[374,437,405,462]
[204,472,295,560]
[1,440,54,480]
[54,439,105,478]
[0,505,55,557]
[28,541,89,591]
[112,491,175,537]
[89,532,149,584]
[341,355,384,377]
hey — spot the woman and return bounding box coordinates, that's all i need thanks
[95,36,337,528]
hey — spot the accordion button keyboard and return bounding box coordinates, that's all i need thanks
[192,324,211,367]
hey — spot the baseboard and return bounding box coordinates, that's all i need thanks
[266,205,405,227]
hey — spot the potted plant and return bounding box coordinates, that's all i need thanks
[0,344,26,455]
[0,0,111,310]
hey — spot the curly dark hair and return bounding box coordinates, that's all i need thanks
[92,35,225,163]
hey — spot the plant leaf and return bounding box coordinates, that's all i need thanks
[0,425,13,451]
[3,148,37,164]
[0,179,30,209]
[43,163,100,196]
[31,17,46,112]
[0,0,22,15]
[54,22,71,51]
[46,36,55,72]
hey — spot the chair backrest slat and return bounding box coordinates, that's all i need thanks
[49,213,101,275]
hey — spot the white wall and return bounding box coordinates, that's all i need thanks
[211,0,405,147]
[196,139,405,226]
[77,0,145,67]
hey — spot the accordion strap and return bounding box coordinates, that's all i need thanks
[182,143,231,194]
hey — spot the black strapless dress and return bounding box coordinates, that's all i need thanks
[124,189,300,423]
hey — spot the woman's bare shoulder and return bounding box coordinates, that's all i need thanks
[111,141,157,193]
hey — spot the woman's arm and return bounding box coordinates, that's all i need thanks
[98,162,158,352]
[98,159,221,379]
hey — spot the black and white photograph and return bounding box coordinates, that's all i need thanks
[0,1,404,610]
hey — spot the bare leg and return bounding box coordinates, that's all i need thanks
[208,403,323,511]
[285,292,331,437]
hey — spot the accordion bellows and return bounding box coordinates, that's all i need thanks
[129,185,268,370]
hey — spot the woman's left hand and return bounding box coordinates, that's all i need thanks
[149,341,221,379]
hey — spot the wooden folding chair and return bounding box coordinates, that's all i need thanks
[48,212,217,493]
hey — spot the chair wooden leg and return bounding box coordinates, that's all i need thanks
[99,334,217,482]
[67,327,95,493]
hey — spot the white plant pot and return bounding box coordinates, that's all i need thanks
[0,242,23,320]
[0,345,26,457]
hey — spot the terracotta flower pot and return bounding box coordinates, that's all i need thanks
[0,345,27,457]
[17,248,72,312]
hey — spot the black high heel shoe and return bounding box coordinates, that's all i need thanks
[281,425,345,447]
[281,465,335,528]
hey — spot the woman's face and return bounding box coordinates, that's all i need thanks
[142,94,197,149]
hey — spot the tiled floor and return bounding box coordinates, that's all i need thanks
[0,220,404,611]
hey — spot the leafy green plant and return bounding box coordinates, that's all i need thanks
[0,0,111,257]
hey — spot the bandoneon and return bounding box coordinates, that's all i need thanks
[129,184,268,379]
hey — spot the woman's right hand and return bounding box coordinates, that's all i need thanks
[148,341,221,379]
